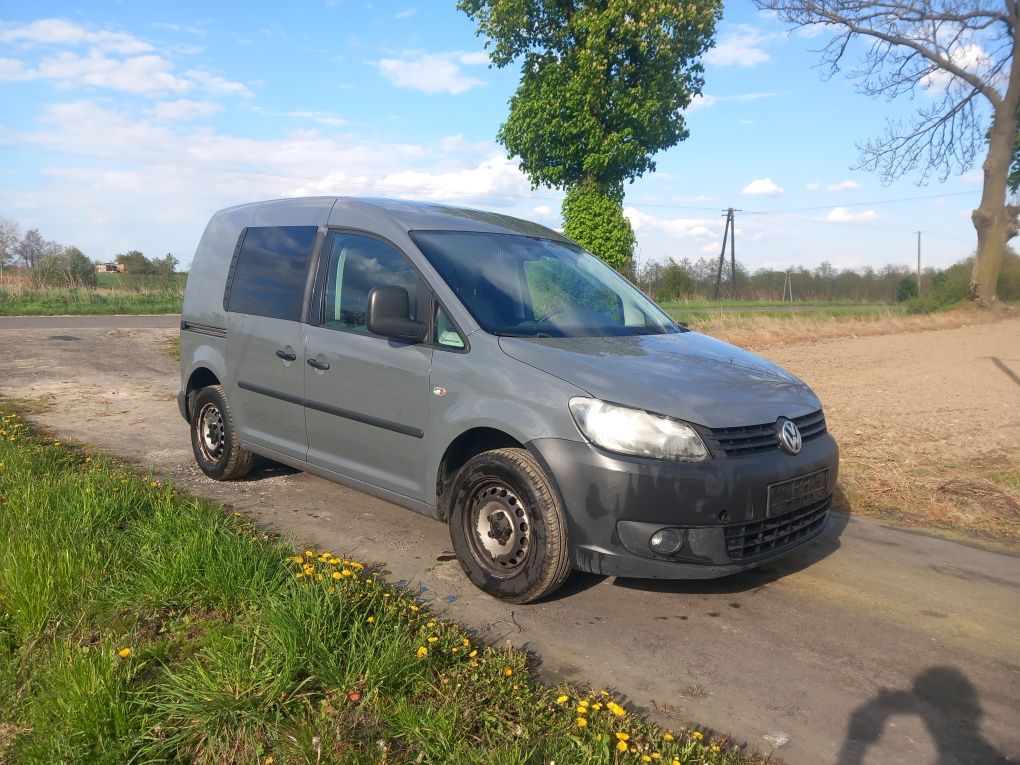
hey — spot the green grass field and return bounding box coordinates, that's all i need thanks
[0,405,749,764]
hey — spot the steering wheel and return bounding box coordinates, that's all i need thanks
[536,306,569,323]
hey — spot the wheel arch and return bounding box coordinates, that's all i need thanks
[435,427,525,522]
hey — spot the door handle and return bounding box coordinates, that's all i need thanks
[275,350,297,362]
[307,358,330,371]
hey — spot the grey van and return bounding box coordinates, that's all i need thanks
[179,197,839,603]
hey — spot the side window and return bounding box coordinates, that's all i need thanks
[226,226,317,321]
[435,306,465,349]
[323,232,426,334]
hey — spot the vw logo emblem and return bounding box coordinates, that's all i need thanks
[777,419,802,455]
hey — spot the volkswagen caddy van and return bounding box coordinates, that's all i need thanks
[179,197,839,603]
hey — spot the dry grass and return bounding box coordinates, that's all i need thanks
[696,305,1010,351]
[835,455,1020,547]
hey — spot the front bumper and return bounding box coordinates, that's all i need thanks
[528,433,839,579]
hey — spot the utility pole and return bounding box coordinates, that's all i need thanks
[916,231,922,294]
[713,208,740,300]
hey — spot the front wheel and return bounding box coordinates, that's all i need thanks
[449,448,571,603]
[190,385,254,481]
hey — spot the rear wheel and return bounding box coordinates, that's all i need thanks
[449,448,571,603]
[190,385,254,480]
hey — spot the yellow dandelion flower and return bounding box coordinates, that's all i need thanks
[410,605,420,612]
[295,572,304,579]
[576,717,588,727]
[427,636,439,643]
[427,620,436,627]
[332,571,342,580]
[314,573,323,581]
[556,694,569,704]
[118,647,132,658]
[711,745,720,753]
[607,701,625,716]
[601,690,610,696]
[265,758,274,764]
[328,586,335,593]
[651,755,661,761]
[365,578,373,584]
[503,667,513,676]
[462,638,470,647]
[642,756,652,763]
[692,731,703,741]
[416,646,428,659]
[615,732,630,742]
[663,733,674,742]
[367,616,375,623]
[616,741,628,752]
[305,549,314,557]
[468,649,478,658]
[592,703,602,710]
[672,760,681,765]
[291,555,303,563]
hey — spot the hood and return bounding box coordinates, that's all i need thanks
[498,332,819,428]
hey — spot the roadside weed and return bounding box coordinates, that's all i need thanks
[0,405,750,764]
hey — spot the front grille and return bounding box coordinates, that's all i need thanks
[702,409,827,458]
[724,498,830,560]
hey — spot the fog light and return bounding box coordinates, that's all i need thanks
[649,528,685,555]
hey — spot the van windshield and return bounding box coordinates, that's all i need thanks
[411,231,682,338]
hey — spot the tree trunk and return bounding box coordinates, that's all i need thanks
[969,20,1020,306]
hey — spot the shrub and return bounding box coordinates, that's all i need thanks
[31,246,97,289]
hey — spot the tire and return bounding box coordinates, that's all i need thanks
[189,385,254,481]
[448,448,571,604]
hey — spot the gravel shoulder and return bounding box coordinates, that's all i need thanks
[0,314,1018,765]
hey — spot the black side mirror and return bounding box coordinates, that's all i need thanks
[367,286,427,342]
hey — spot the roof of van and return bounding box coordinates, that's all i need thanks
[226,196,569,241]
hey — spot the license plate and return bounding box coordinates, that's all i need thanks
[767,469,829,517]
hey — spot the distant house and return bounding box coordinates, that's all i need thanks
[95,263,126,273]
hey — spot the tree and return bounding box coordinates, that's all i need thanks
[896,276,919,302]
[654,259,694,302]
[459,0,721,269]
[151,253,179,278]
[756,0,1020,306]
[0,217,19,277]
[115,250,154,274]
[34,245,97,288]
[16,228,45,269]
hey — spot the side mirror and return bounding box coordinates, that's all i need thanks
[367,286,427,343]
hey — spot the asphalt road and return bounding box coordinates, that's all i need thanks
[0,315,1016,765]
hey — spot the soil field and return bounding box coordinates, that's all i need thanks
[0,312,1018,764]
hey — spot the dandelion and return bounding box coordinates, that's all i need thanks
[291,555,303,563]
[711,744,720,753]
[410,604,419,611]
[576,717,587,727]
[641,756,652,763]
[468,649,478,658]
[591,703,602,710]
[556,694,569,704]
[615,733,630,742]
[663,733,674,742]
[503,667,513,676]
[367,616,375,624]
[295,572,304,579]
[616,741,628,753]
[692,731,703,741]
[305,549,314,557]
[118,647,132,658]
[265,758,274,764]
[651,755,661,761]
[427,636,438,644]
[332,571,342,580]
[416,646,428,659]
[462,638,470,647]
[427,620,436,627]
[607,701,625,716]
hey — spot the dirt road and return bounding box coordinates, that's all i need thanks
[1,314,1018,765]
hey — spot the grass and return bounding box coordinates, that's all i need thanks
[0,404,757,765]
[0,275,184,316]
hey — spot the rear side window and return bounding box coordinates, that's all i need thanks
[226,226,317,321]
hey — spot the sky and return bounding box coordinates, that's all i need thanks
[0,1,995,273]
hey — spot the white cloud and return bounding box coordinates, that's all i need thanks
[741,178,784,196]
[625,208,722,239]
[921,43,991,92]
[805,182,820,191]
[253,108,346,126]
[150,99,222,121]
[394,8,417,19]
[687,91,780,112]
[378,51,487,94]
[183,69,252,97]
[824,207,881,223]
[0,18,153,54]
[705,26,773,68]
[827,180,861,192]
[0,58,33,82]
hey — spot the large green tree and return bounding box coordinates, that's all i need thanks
[459,0,721,269]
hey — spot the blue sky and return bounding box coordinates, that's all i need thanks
[0,1,990,272]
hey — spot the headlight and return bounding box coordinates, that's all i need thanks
[568,397,708,462]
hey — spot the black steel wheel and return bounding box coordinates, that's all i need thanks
[189,385,254,480]
[449,448,570,603]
